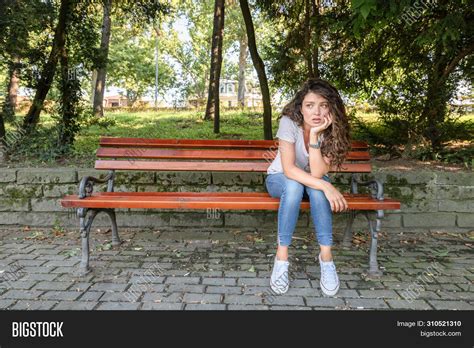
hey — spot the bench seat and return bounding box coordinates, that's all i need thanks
[62,192,401,211]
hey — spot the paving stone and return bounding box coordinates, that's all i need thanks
[184,304,226,310]
[90,283,129,292]
[346,298,389,309]
[237,278,268,286]
[269,306,311,310]
[129,275,166,284]
[0,299,16,309]
[386,299,432,310]
[358,290,400,299]
[100,292,139,302]
[33,281,72,291]
[11,300,57,310]
[305,297,345,307]
[227,305,269,310]
[182,293,222,304]
[20,266,56,274]
[141,302,183,310]
[54,301,97,310]
[435,291,473,301]
[223,295,263,305]
[263,296,305,306]
[202,278,237,286]
[167,284,204,293]
[19,273,58,281]
[206,286,242,295]
[165,277,200,284]
[4,280,38,290]
[224,271,257,278]
[41,291,82,301]
[428,300,474,310]
[70,282,92,292]
[44,260,80,267]
[2,290,43,300]
[96,302,141,310]
[333,289,359,298]
[78,291,104,302]
[50,267,77,274]
[142,292,183,303]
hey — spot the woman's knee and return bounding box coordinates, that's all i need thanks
[282,178,304,201]
[306,187,329,203]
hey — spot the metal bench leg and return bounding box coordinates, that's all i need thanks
[78,208,99,275]
[364,212,383,277]
[342,210,356,248]
[104,209,121,246]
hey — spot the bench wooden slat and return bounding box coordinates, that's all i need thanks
[61,193,401,211]
[94,160,372,173]
[96,147,371,161]
[100,137,368,150]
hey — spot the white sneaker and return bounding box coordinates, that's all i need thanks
[318,254,340,296]
[270,257,290,295]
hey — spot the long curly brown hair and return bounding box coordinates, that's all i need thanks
[281,78,351,169]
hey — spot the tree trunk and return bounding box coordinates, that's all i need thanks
[2,56,20,122]
[22,0,70,132]
[238,35,247,108]
[304,0,314,77]
[57,4,81,153]
[421,76,448,151]
[8,58,20,111]
[204,0,225,136]
[311,0,320,78]
[58,36,73,150]
[91,69,98,105]
[0,111,6,162]
[417,45,448,152]
[239,0,273,140]
[93,0,112,117]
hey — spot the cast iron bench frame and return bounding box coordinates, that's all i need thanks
[61,137,401,275]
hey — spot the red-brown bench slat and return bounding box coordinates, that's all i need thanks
[61,193,401,211]
[99,137,368,150]
[94,160,373,173]
[96,147,371,161]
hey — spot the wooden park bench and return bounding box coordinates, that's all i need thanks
[61,137,401,275]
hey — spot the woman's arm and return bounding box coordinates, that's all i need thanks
[308,131,331,179]
[280,140,348,212]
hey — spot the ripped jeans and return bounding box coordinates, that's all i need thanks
[265,173,333,246]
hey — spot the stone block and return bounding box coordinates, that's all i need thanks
[17,169,76,184]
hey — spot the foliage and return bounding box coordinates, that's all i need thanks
[345,0,473,155]
[107,19,176,105]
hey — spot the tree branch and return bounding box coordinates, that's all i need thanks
[441,41,474,82]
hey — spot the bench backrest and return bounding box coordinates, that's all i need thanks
[95,137,372,173]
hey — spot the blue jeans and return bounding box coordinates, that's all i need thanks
[265,173,333,247]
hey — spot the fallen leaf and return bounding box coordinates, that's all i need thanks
[245,235,255,242]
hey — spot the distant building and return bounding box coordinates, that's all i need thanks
[103,95,128,107]
[187,79,263,108]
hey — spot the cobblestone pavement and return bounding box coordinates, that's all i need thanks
[0,225,472,310]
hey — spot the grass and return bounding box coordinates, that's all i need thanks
[4,108,473,168]
[75,109,277,161]
[5,109,282,167]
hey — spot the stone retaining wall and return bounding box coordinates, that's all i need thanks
[0,168,472,231]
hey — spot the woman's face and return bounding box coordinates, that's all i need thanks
[300,92,331,128]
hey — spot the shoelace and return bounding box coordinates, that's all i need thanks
[321,262,337,282]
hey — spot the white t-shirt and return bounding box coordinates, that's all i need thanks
[266,116,310,174]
